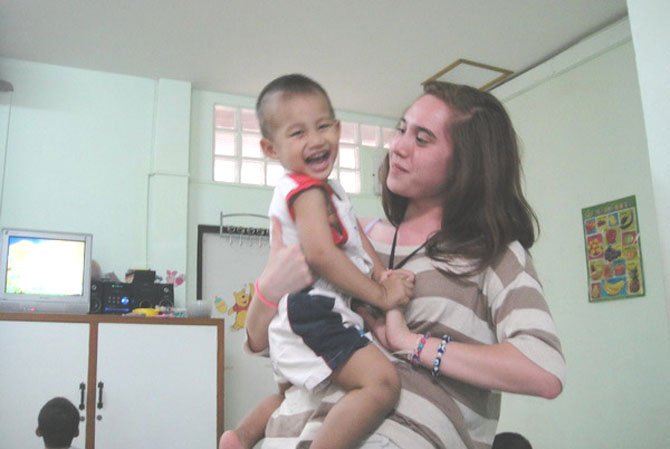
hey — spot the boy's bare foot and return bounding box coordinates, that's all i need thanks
[219,430,246,449]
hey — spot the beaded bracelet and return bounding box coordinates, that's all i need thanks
[254,279,278,310]
[431,334,452,378]
[409,332,431,365]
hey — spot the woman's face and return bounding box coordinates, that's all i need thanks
[386,94,454,203]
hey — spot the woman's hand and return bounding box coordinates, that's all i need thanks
[356,305,391,349]
[255,217,313,303]
[357,303,416,354]
[246,217,313,352]
[383,308,416,352]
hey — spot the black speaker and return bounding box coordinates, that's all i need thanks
[89,280,104,314]
[154,283,174,308]
[131,283,159,309]
[128,283,173,309]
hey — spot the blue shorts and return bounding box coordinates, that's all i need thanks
[287,290,369,370]
[268,289,369,391]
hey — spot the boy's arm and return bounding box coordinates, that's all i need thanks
[357,219,386,282]
[357,219,415,286]
[292,188,409,310]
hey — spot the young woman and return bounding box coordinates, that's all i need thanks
[244,81,566,449]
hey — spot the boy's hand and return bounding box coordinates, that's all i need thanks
[378,273,414,311]
[375,268,415,283]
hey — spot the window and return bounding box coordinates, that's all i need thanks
[213,105,281,186]
[213,105,394,194]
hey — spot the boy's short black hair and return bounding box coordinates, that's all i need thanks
[255,73,335,138]
[37,397,80,448]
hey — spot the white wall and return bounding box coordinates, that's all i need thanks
[0,89,11,201]
[627,0,670,315]
[147,79,191,305]
[493,19,670,448]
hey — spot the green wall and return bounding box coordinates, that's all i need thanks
[0,57,386,308]
[492,21,670,448]
[0,59,192,303]
[0,58,155,273]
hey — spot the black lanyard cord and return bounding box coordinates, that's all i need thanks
[388,226,428,269]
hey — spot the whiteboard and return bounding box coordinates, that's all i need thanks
[197,225,277,431]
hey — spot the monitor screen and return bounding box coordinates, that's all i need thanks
[0,228,92,314]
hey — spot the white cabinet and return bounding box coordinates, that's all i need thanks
[0,314,224,449]
[94,323,219,448]
[0,320,90,449]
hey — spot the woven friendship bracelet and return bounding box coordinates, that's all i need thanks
[431,334,453,378]
[409,332,431,365]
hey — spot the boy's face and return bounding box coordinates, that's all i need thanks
[261,92,340,181]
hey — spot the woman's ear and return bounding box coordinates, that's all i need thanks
[260,138,277,159]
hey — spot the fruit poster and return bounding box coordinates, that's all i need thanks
[582,195,644,302]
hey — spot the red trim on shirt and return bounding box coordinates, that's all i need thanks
[286,173,348,245]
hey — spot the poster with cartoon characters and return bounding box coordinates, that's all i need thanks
[582,195,644,302]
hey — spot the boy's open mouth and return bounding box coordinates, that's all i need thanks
[306,151,330,166]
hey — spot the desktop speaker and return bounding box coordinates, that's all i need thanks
[131,283,174,309]
[155,283,175,308]
[89,280,104,314]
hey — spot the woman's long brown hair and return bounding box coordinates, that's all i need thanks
[380,81,538,276]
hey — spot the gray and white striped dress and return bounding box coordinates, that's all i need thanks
[259,239,566,449]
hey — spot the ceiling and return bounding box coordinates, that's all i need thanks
[0,1,627,119]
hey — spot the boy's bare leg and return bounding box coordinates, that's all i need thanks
[219,384,289,449]
[310,345,400,449]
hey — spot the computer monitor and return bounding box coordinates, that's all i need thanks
[0,228,92,314]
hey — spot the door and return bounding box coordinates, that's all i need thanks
[0,320,89,449]
[94,322,218,449]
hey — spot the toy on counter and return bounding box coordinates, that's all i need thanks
[122,305,187,318]
[130,308,159,317]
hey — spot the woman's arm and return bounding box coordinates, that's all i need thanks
[408,335,562,399]
[361,308,563,399]
[245,217,313,353]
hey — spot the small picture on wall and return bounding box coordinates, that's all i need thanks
[582,195,644,302]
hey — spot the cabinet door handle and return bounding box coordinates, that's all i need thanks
[78,382,86,411]
[97,381,104,409]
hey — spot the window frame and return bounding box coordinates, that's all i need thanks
[212,103,395,195]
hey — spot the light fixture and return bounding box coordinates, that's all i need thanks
[423,59,513,91]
